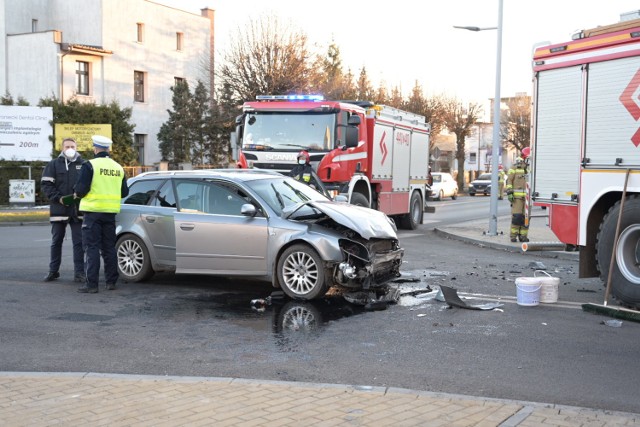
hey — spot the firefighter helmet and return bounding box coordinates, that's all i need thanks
[521,147,531,159]
[515,157,524,166]
[297,150,310,164]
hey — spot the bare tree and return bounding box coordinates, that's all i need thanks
[217,15,313,102]
[404,83,446,153]
[442,97,482,190]
[501,94,531,153]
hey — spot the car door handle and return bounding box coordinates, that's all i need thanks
[144,215,156,224]
[179,223,195,231]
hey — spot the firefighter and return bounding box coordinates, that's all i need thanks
[289,150,323,189]
[497,165,505,200]
[506,152,529,242]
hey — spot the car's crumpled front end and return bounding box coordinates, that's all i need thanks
[335,235,404,289]
[291,201,404,289]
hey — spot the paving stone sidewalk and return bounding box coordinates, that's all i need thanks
[1,373,638,427]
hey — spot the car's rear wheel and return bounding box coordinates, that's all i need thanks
[451,190,458,200]
[116,234,154,282]
[277,244,329,300]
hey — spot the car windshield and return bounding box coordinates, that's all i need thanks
[478,174,492,180]
[243,112,336,151]
[246,176,330,216]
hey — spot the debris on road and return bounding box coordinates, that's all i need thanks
[343,287,401,310]
[529,261,546,270]
[439,285,504,311]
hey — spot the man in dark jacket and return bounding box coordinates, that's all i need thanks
[41,138,85,282]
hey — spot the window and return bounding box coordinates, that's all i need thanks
[174,77,185,87]
[469,152,477,164]
[152,180,177,208]
[76,61,89,95]
[123,180,163,205]
[134,71,145,102]
[32,19,38,32]
[176,32,183,51]
[137,23,144,43]
[134,134,146,165]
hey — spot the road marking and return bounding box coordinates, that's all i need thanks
[399,233,424,238]
[459,292,583,309]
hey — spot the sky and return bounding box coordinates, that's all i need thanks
[156,1,639,108]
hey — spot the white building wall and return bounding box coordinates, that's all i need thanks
[0,0,6,97]
[7,32,59,103]
[101,0,211,165]
[2,0,212,166]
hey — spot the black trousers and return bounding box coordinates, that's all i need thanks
[82,212,118,288]
[49,220,84,275]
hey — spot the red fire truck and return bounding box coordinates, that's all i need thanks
[234,95,432,229]
[531,16,640,307]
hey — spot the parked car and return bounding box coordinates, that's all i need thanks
[468,173,492,196]
[115,169,404,300]
[430,172,458,200]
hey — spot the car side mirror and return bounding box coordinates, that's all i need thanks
[333,195,348,203]
[241,203,257,217]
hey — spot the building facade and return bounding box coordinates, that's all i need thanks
[0,0,214,166]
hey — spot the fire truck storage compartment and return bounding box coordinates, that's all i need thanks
[533,66,582,203]
[584,57,640,166]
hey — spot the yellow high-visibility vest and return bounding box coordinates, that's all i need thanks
[79,157,124,213]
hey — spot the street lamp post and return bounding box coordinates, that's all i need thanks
[454,0,503,236]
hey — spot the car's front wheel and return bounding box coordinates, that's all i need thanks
[277,244,329,300]
[116,234,154,282]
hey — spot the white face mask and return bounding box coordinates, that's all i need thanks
[63,148,76,159]
[298,159,306,165]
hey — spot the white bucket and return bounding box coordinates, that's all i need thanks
[515,277,542,306]
[535,270,559,303]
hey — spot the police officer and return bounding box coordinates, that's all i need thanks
[74,135,129,293]
[506,151,530,243]
[41,138,85,282]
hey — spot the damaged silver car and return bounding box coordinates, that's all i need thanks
[115,170,404,300]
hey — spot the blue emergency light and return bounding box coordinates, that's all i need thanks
[256,94,324,101]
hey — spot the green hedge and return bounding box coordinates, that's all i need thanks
[0,161,48,206]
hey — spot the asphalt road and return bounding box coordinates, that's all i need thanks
[1,206,638,414]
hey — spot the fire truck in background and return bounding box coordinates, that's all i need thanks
[233,95,432,230]
[531,14,640,307]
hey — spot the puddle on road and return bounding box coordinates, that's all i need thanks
[172,291,368,350]
[104,269,448,350]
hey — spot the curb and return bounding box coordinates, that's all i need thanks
[433,227,580,261]
[0,221,49,227]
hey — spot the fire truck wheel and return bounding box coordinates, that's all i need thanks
[596,195,640,308]
[277,244,329,300]
[350,192,369,208]
[399,191,423,230]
